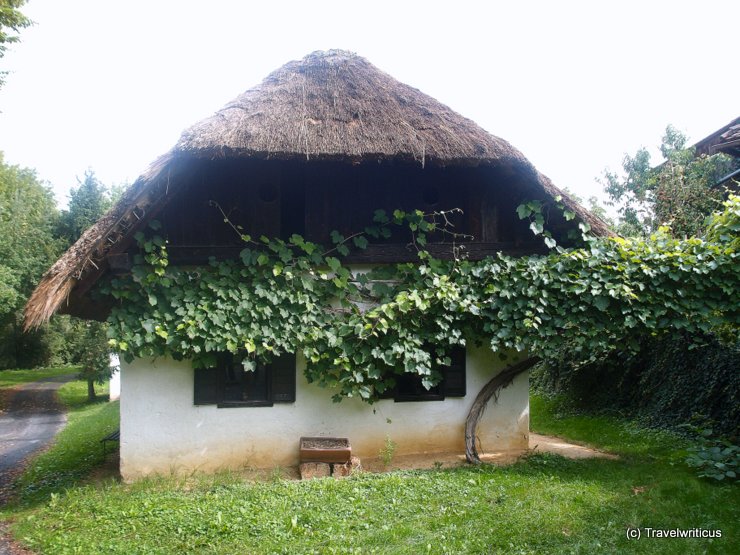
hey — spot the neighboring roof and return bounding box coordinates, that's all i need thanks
[690,116,740,189]
[694,116,740,158]
[24,50,612,330]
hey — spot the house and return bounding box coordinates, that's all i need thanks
[692,116,740,191]
[693,116,740,159]
[24,51,609,480]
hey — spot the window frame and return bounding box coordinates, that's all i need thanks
[383,346,466,403]
[194,352,296,408]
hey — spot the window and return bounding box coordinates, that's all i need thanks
[194,352,296,407]
[382,347,466,402]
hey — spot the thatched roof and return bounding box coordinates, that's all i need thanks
[24,50,612,330]
[177,50,519,165]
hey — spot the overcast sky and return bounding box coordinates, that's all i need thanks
[0,0,737,208]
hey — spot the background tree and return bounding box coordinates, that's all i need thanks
[74,320,110,401]
[57,170,110,243]
[561,187,614,229]
[535,125,740,438]
[600,125,737,237]
[0,152,63,368]
[58,170,117,400]
[0,0,31,89]
[0,159,120,402]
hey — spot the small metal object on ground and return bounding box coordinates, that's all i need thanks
[101,429,120,455]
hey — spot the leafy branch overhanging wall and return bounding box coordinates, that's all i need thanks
[101,197,740,462]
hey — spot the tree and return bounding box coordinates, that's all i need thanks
[0,152,63,368]
[59,170,116,400]
[561,187,615,230]
[601,125,737,237]
[0,0,31,89]
[0,153,58,313]
[75,321,111,401]
[0,158,119,374]
[57,170,111,243]
[537,126,740,441]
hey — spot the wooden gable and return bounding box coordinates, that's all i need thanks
[151,158,565,265]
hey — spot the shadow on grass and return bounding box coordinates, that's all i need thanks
[530,394,689,461]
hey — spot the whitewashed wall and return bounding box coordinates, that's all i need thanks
[119,345,529,480]
[108,354,121,401]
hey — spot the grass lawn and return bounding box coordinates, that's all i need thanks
[4,392,738,554]
[0,366,78,389]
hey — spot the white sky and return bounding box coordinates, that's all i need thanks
[0,0,738,208]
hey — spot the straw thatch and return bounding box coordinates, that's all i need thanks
[24,50,612,330]
[177,50,519,165]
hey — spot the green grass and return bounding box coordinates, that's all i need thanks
[2,379,118,512]
[5,393,739,554]
[529,394,688,460]
[0,366,79,389]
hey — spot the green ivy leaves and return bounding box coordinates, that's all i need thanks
[101,197,740,403]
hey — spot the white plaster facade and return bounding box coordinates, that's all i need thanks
[108,353,121,401]
[119,344,529,481]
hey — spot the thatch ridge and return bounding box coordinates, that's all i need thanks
[24,50,613,329]
[176,50,523,166]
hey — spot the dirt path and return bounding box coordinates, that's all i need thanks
[358,432,618,473]
[0,374,76,501]
[0,374,76,555]
[529,432,618,460]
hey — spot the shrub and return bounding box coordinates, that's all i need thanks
[682,420,739,482]
[533,332,740,437]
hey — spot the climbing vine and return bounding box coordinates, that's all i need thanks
[100,197,740,407]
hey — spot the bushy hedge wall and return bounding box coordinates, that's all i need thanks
[534,333,739,437]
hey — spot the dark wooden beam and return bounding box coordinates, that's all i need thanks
[161,242,546,265]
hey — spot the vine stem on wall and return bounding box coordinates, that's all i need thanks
[465,356,541,464]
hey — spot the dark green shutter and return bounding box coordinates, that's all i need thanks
[194,367,222,405]
[442,347,466,397]
[377,379,396,399]
[270,352,296,403]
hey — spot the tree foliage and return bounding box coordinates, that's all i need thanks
[0,152,63,368]
[533,331,739,437]
[102,197,740,403]
[57,170,114,243]
[601,125,737,237]
[0,157,117,374]
[58,170,115,398]
[0,0,31,88]
[0,153,59,313]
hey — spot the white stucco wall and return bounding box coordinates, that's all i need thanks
[108,354,121,401]
[119,345,529,480]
